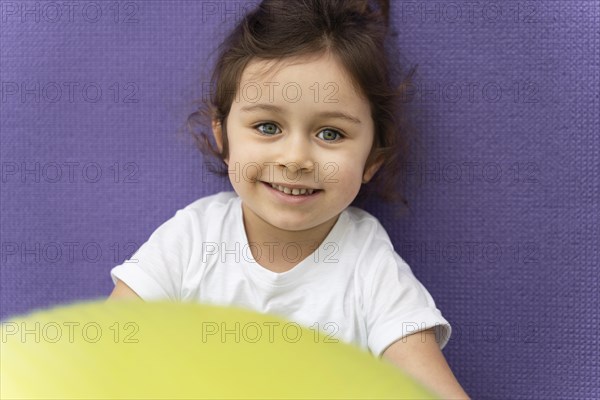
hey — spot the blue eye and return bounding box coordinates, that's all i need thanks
[317,129,343,141]
[254,122,281,136]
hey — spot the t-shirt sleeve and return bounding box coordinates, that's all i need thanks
[109,208,195,301]
[363,248,452,358]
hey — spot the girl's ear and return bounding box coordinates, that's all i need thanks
[211,118,229,165]
[362,156,384,183]
[211,118,223,152]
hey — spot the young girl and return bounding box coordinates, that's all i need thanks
[109,0,469,397]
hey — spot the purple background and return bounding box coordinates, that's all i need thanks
[1,1,598,399]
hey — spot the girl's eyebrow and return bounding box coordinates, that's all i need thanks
[240,103,362,125]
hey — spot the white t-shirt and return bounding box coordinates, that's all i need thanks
[110,191,451,357]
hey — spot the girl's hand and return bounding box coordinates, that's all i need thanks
[382,328,470,399]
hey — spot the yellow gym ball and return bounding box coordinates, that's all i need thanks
[1,299,438,399]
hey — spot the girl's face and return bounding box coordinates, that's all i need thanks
[213,52,381,234]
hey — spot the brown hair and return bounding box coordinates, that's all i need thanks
[184,0,420,215]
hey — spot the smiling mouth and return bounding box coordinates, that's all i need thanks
[262,181,322,196]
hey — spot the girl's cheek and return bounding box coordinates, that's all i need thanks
[321,167,360,189]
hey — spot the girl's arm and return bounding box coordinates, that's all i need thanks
[382,328,470,399]
[106,279,143,300]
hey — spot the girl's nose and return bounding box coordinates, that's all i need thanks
[276,132,315,173]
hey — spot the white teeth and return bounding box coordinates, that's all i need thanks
[269,183,315,196]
